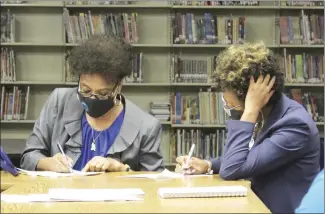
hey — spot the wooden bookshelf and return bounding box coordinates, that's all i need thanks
[1,0,324,167]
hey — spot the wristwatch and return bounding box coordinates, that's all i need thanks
[124,164,131,172]
[204,160,213,174]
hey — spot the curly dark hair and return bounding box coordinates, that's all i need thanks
[214,41,284,106]
[68,34,133,83]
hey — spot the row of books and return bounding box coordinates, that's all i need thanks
[171,90,228,125]
[287,89,324,122]
[173,1,259,6]
[172,13,245,45]
[0,0,26,3]
[1,86,30,120]
[171,89,324,126]
[171,54,216,83]
[149,101,170,122]
[63,9,139,44]
[1,48,16,82]
[125,52,144,83]
[280,12,324,45]
[64,52,144,83]
[66,1,132,5]
[279,54,324,84]
[0,86,323,124]
[1,0,323,6]
[283,1,324,6]
[169,129,226,163]
[171,53,324,84]
[0,9,15,43]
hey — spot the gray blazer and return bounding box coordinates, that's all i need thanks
[20,87,165,172]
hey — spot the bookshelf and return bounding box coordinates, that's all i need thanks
[1,0,324,168]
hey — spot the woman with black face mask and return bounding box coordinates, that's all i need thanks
[20,35,164,173]
[175,42,320,214]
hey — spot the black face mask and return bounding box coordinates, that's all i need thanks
[78,93,116,118]
[229,109,243,120]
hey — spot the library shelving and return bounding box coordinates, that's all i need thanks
[1,0,324,167]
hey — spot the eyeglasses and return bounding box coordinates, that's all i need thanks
[77,91,116,100]
[78,84,118,100]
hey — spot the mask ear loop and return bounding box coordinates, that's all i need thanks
[113,83,123,106]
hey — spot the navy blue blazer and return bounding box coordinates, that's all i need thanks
[210,94,320,213]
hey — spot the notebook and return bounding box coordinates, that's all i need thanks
[157,185,248,199]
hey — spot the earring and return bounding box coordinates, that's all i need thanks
[115,94,122,106]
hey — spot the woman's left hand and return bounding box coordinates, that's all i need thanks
[82,156,125,172]
[244,74,276,113]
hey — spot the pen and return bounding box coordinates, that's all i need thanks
[183,143,196,170]
[56,142,73,173]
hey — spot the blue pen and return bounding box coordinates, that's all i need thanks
[56,142,73,173]
[0,147,19,176]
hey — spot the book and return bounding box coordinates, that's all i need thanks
[63,9,139,44]
[283,1,324,6]
[1,48,16,82]
[158,185,248,199]
[0,9,15,43]
[0,86,30,120]
[149,101,170,122]
[172,12,245,45]
[171,54,216,83]
[172,1,259,6]
[65,0,132,5]
[280,12,324,45]
[279,53,324,83]
[170,128,226,162]
[171,89,228,125]
[286,89,324,122]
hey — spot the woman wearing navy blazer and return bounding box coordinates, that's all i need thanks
[176,42,320,213]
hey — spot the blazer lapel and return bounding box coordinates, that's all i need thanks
[255,94,291,144]
[107,98,142,154]
[62,88,84,165]
[61,90,142,162]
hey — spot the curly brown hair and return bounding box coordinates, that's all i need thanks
[214,41,284,105]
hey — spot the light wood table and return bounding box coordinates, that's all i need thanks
[1,171,270,213]
[1,171,48,191]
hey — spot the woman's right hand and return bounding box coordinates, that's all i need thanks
[37,153,73,172]
[175,156,209,175]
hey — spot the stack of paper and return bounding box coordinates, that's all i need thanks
[1,188,145,203]
[17,168,103,177]
[119,169,212,180]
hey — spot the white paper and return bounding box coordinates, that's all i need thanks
[48,188,145,201]
[119,169,212,180]
[17,168,103,177]
[1,193,143,203]
[48,188,145,197]
[1,194,71,203]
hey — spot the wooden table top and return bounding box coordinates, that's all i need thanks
[1,171,270,213]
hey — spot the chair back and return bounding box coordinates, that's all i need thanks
[320,138,324,170]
